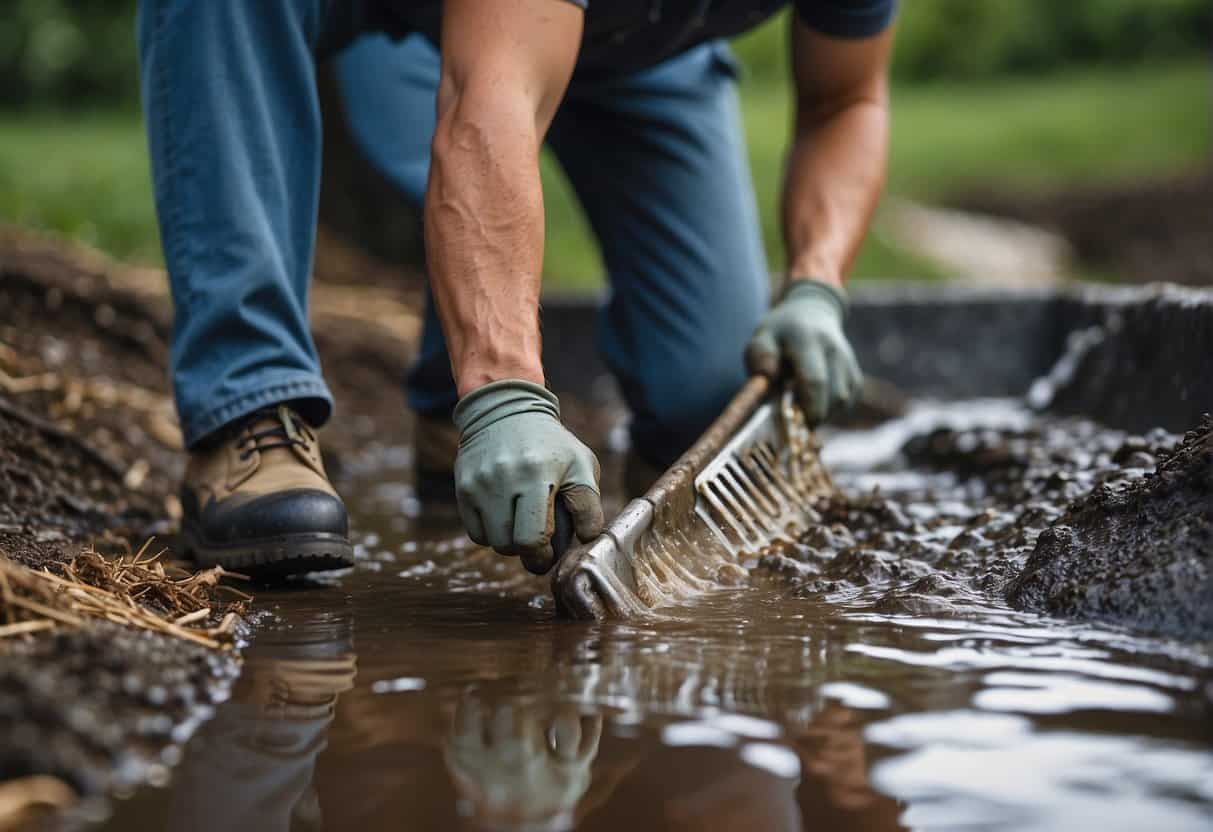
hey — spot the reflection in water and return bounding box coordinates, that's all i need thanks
[444,693,601,829]
[164,606,356,832]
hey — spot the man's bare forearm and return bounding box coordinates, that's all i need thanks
[426,93,547,395]
[782,24,893,289]
[424,0,581,398]
[782,97,887,287]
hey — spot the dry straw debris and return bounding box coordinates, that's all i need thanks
[0,540,250,650]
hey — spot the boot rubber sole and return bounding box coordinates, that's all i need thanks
[180,525,354,580]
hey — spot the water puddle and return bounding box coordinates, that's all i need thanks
[101,402,1213,831]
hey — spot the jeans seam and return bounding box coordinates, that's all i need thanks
[181,377,333,448]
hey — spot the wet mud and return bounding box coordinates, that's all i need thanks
[1,624,239,802]
[1010,415,1213,638]
[762,404,1187,623]
[0,400,163,570]
[0,381,236,822]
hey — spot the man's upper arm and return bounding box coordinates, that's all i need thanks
[791,1,895,113]
[438,0,584,132]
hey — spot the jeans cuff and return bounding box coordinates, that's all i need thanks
[180,376,334,449]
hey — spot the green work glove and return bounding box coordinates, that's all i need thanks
[452,379,605,574]
[745,279,862,424]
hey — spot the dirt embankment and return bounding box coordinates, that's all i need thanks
[0,226,425,825]
[957,170,1213,286]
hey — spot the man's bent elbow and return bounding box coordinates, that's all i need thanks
[432,72,544,169]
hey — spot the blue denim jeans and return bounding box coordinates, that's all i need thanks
[140,1,768,465]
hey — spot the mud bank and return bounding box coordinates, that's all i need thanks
[956,170,1213,286]
[1010,415,1213,639]
[0,403,245,826]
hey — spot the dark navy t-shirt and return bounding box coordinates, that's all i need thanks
[380,1,897,75]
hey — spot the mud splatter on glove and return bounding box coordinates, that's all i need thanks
[453,380,604,574]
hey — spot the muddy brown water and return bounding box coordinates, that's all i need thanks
[99,401,1213,831]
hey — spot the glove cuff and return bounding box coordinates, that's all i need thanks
[784,278,849,318]
[453,379,560,438]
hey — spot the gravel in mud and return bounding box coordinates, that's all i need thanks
[758,410,1202,634]
[0,392,244,811]
[1,624,240,798]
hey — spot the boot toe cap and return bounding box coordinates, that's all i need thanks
[205,488,349,543]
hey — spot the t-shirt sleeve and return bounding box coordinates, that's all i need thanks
[793,0,898,38]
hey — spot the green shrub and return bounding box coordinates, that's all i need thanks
[734,0,1210,83]
[890,0,1211,81]
[0,0,138,110]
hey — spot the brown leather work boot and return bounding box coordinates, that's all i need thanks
[180,405,353,578]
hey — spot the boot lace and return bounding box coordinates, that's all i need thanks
[236,405,314,461]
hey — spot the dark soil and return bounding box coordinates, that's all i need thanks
[1009,415,1213,639]
[956,170,1213,285]
[0,238,181,504]
[0,397,163,571]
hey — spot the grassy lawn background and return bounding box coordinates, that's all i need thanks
[1,37,1207,290]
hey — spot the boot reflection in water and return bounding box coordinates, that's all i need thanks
[444,691,603,831]
[166,617,357,832]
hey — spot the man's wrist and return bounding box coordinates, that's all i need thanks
[456,362,546,398]
[786,266,844,291]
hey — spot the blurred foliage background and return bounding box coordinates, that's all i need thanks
[0,0,1209,286]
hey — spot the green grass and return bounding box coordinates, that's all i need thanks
[735,52,1209,279]
[0,54,1207,289]
[0,113,161,262]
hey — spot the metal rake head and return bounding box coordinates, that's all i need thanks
[553,378,832,620]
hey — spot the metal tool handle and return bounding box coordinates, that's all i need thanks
[644,375,770,506]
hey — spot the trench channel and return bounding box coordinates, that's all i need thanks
[100,399,1213,831]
